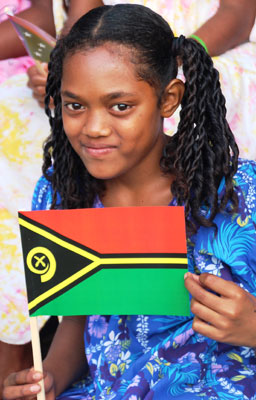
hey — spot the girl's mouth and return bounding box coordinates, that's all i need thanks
[83,145,116,157]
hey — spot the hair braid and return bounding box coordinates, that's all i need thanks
[43,39,104,209]
[161,37,238,233]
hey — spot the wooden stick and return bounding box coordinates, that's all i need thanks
[29,317,46,400]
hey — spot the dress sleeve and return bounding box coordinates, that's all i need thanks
[193,159,256,295]
[234,159,256,221]
[31,175,53,211]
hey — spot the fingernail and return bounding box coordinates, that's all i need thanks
[30,385,40,393]
[184,272,190,280]
[33,372,42,380]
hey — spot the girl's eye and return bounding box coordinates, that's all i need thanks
[112,104,131,112]
[65,103,84,111]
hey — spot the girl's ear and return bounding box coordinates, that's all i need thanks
[160,79,184,118]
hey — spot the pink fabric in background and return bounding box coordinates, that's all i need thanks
[0,0,34,83]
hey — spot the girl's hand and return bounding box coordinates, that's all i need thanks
[184,272,256,347]
[3,368,55,400]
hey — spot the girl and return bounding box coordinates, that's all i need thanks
[3,4,256,399]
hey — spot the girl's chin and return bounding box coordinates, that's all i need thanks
[85,168,118,181]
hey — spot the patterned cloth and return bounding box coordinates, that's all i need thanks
[0,0,65,344]
[105,0,256,161]
[32,159,256,399]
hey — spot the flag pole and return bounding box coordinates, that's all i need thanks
[29,317,46,400]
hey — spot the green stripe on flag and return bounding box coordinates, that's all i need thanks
[30,267,190,316]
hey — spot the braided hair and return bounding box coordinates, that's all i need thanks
[43,4,238,233]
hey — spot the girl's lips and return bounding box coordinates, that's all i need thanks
[83,145,116,157]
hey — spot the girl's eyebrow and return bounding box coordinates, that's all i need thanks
[61,90,136,101]
[61,90,82,100]
[102,91,137,100]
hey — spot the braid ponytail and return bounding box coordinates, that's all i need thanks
[162,36,238,233]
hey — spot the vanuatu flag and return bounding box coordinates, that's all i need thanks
[18,207,190,317]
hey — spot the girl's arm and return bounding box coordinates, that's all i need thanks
[2,316,87,400]
[185,273,256,348]
[43,315,87,396]
[191,0,256,56]
[61,0,104,36]
[0,0,55,60]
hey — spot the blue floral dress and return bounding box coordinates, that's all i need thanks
[32,159,256,400]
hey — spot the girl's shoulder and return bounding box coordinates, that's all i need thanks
[233,158,256,217]
[192,159,256,290]
[234,158,256,188]
[32,171,55,211]
[217,158,256,211]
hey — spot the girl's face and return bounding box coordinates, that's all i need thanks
[61,44,166,183]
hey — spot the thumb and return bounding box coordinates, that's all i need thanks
[34,61,48,76]
[42,63,49,74]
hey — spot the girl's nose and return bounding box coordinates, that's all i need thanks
[82,110,111,138]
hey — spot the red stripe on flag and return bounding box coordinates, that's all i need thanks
[20,206,187,254]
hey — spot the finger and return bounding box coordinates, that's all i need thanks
[42,63,49,74]
[4,370,32,387]
[190,298,226,329]
[184,272,201,284]
[185,273,223,311]
[192,315,241,345]
[192,315,222,341]
[32,85,46,96]
[27,76,47,88]
[3,383,41,400]
[199,273,244,299]
[16,370,42,386]
[27,65,39,78]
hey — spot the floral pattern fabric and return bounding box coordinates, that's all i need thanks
[32,159,256,399]
[105,0,256,161]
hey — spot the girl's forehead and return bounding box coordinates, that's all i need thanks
[60,43,156,99]
[61,44,142,87]
[63,43,136,71]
